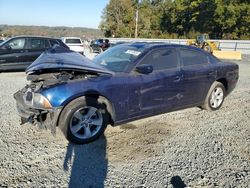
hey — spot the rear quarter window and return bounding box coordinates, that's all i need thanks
[180,49,209,66]
[49,39,59,47]
[209,54,220,63]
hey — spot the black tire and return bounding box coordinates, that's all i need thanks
[99,47,103,53]
[202,81,226,111]
[58,96,108,144]
[203,45,212,53]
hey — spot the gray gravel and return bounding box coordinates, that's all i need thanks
[0,54,249,187]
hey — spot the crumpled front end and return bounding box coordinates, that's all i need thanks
[13,45,112,134]
[13,85,62,134]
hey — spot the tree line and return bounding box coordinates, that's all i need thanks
[0,25,103,39]
[99,0,250,39]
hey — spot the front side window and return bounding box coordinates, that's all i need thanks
[6,38,25,49]
[92,45,146,72]
[30,39,45,49]
[180,49,209,66]
[140,48,178,70]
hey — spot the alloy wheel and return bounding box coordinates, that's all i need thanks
[70,106,103,139]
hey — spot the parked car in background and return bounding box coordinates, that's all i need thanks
[0,39,4,44]
[0,36,69,71]
[61,37,84,55]
[14,43,239,144]
[89,39,110,53]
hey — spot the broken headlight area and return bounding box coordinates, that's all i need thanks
[14,88,62,134]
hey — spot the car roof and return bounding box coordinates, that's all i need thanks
[119,42,208,53]
[122,42,180,47]
[61,37,81,39]
[5,35,60,40]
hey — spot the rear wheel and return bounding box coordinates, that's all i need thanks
[202,81,225,111]
[59,97,108,144]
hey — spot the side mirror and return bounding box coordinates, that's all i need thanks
[135,64,153,74]
[5,44,12,50]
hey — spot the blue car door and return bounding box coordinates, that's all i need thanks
[179,48,214,107]
[128,47,182,117]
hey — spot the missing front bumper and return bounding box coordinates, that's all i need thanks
[13,90,62,134]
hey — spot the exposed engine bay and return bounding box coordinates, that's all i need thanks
[26,70,99,91]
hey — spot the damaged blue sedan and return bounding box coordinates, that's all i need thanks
[14,43,239,144]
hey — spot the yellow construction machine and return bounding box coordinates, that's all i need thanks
[187,34,218,53]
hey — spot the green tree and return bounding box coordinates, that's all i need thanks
[99,0,136,37]
[100,0,250,39]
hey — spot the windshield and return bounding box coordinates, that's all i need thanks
[92,45,146,72]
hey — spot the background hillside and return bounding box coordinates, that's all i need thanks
[0,25,103,39]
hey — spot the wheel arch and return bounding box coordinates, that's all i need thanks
[56,91,116,127]
[216,78,228,93]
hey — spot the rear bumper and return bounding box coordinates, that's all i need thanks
[13,89,62,133]
[226,67,239,95]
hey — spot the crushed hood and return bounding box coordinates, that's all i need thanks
[26,45,113,75]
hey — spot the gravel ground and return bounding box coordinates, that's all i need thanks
[0,53,249,187]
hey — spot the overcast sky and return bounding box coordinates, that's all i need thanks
[0,0,109,29]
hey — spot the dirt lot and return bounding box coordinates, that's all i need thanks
[0,54,249,187]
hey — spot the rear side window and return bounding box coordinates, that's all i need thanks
[65,39,81,44]
[30,38,45,49]
[180,49,209,66]
[140,48,178,70]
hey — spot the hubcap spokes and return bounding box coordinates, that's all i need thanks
[70,106,103,139]
[210,87,224,108]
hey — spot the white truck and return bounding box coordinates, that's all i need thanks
[61,37,84,55]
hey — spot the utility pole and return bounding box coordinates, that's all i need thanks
[135,9,138,38]
[135,0,140,38]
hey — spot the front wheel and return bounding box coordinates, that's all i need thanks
[202,81,226,111]
[59,97,108,144]
[203,45,212,53]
